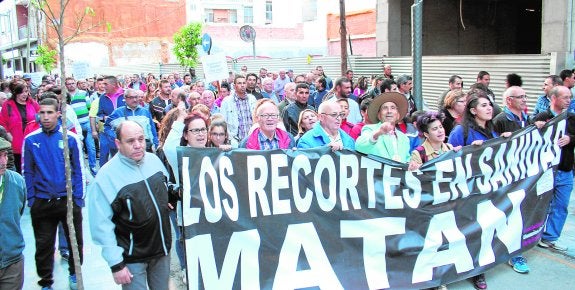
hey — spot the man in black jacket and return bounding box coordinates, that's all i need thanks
[282,83,314,136]
[533,86,575,252]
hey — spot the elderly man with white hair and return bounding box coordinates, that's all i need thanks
[297,101,355,150]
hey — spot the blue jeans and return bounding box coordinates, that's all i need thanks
[169,210,185,270]
[123,255,170,290]
[542,170,573,241]
[80,122,96,170]
[98,132,117,167]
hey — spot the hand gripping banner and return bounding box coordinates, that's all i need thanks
[178,114,566,290]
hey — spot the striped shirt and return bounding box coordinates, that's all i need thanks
[69,90,90,124]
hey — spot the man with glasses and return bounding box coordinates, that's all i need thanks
[282,83,314,136]
[356,92,411,162]
[240,101,295,149]
[494,86,545,274]
[534,86,575,252]
[297,102,355,150]
[493,86,541,135]
[104,88,158,153]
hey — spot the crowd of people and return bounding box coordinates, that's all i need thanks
[0,64,574,290]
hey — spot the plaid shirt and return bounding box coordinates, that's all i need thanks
[234,94,253,140]
[257,130,280,150]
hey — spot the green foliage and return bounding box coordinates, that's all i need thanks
[35,45,57,72]
[173,22,203,68]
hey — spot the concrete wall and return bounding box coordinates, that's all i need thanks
[377,0,544,57]
[541,0,575,72]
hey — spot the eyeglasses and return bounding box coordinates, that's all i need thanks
[187,127,207,135]
[321,112,346,119]
[125,95,139,99]
[210,132,226,137]
[510,95,527,99]
[258,113,279,120]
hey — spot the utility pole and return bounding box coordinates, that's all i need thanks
[339,0,348,74]
[412,0,423,110]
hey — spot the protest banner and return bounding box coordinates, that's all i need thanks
[178,114,566,290]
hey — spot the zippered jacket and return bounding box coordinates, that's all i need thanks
[22,125,85,207]
[88,152,171,272]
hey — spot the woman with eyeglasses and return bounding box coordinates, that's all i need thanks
[239,99,295,150]
[207,118,236,150]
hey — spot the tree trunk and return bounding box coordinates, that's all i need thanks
[58,16,84,289]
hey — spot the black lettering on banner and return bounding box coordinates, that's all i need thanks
[177,114,566,289]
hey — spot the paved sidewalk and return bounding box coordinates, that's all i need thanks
[21,179,575,290]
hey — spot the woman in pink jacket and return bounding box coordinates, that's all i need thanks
[0,80,40,173]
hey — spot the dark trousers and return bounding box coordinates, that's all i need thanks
[30,198,83,287]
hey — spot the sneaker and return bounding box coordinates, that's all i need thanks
[182,269,187,285]
[471,273,487,290]
[508,256,530,274]
[538,240,567,251]
[69,274,77,290]
[60,250,70,261]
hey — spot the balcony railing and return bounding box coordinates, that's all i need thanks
[18,25,37,40]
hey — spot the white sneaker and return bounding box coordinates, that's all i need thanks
[182,270,187,285]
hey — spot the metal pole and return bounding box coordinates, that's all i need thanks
[412,0,423,110]
[252,39,256,59]
[339,0,348,74]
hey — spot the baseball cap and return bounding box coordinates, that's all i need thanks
[23,73,32,80]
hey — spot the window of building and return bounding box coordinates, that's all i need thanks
[302,0,317,21]
[244,6,253,24]
[205,9,214,23]
[229,9,237,24]
[265,1,273,24]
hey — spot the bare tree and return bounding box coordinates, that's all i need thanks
[31,1,105,289]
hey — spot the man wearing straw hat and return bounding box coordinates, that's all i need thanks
[356,92,411,162]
